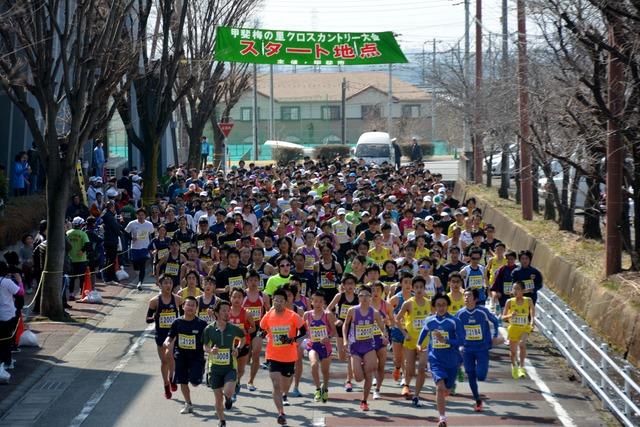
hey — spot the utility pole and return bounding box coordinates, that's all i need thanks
[388,63,393,137]
[341,78,347,144]
[252,63,259,161]
[269,64,274,140]
[517,0,533,219]
[605,19,624,275]
[432,38,437,142]
[474,0,484,184]
[498,0,510,199]
[463,0,473,180]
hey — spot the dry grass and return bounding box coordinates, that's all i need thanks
[0,194,46,248]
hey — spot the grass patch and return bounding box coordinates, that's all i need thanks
[0,194,46,248]
[601,280,620,291]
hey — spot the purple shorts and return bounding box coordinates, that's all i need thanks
[349,341,375,359]
[309,342,332,360]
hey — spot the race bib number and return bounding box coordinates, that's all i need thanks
[335,225,347,237]
[304,256,315,271]
[403,227,414,237]
[271,325,290,347]
[320,275,335,289]
[180,242,190,253]
[166,231,175,238]
[432,330,450,349]
[355,324,373,341]
[503,282,513,295]
[158,311,176,328]
[224,240,237,248]
[229,276,244,289]
[468,275,483,290]
[178,334,196,350]
[299,281,307,297]
[512,315,528,326]
[165,262,179,276]
[157,248,169,260]
[246,306,262,321]
[339,304,353,320]
[464,324,483,341]
[211,348,231,366]
[412,317,426,331]
[199,311,213,324]
[523,279,534,291]
[310,325,328,342]
[197,239,205,249]
[373,323,383,336]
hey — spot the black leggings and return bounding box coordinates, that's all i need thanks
[69,262,87,294]
[133,259,146,283]
[0,317,16,365]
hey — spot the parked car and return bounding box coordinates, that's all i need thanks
[353,132,396,165]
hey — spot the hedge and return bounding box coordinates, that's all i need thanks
[399,142,434,158]
[314,144,352,160]
[272,146,303,164]
[0,194,46,248]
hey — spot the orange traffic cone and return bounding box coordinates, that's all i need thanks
[82,267,92,298]
[15,314,24,346]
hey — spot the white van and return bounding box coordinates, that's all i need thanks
[353,131,396,165]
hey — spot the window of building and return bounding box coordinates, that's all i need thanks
[361,104,381,119]
[240,107,253,121]
[281,106,300,121]
[321,105,341,120]
[401,104,421,118]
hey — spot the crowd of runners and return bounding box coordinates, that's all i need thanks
[49,157,544,427]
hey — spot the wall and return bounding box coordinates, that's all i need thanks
[454,180,640,366]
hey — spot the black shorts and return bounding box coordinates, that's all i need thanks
[173,354,205,385]
[336,322,345,338]
[155,329,170,347]
[238,345,250,358]
[267,359,295,378]
[209,369,237,390]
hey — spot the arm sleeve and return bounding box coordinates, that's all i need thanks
[448,318,466,347]
[534,269,544,291]
[168,320,178,339]
[484,307,501,337]
[417,323,429,348]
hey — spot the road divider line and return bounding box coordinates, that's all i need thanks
[69,323,154,427]
[525,359,577,427]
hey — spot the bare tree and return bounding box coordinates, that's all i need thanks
[178,0,258,170]
[113,0,193,201]
[0,0,135,319]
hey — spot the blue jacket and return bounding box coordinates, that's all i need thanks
[12,161,30,189]
[456,306,500,352]
[93,146,105,165]
[418,313,465,367]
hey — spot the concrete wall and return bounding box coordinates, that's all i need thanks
[454,180,640,366]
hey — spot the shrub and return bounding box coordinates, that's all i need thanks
[399,142,434,158]
[272,146,303,164]
[314,144,352,160]
[0,194,46,247]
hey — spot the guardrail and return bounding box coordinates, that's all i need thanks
[534,288,640,427]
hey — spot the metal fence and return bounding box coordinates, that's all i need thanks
[534,288,640,426]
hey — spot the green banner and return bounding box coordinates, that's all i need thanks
[215,27,408,65]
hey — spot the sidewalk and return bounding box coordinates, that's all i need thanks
[0,271,138,415]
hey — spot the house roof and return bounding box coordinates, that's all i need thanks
[254,72,430,103]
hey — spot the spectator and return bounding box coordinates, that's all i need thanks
[27,142,41,194]
[102,201,123,284]
[391,138,402,170]
[200,136,210,170]
[65,194,90,220]
[66,217,90,301]
[410,137,423,162]
[0,261,20,369]
[19,234,35,294]
[117,168,133,198]
[93,140,106,178]
[11,151,31,197]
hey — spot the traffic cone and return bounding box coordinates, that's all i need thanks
[14,314,24,346]
[82,267,92,298]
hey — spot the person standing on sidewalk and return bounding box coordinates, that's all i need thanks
[102,201,123,285]
[410,137,423,163]
[164,296,208,415]
[200,136,210,170]
[0,262,20,369]
[125,208,155,290]
[66,217,90,301]
[203,299,245,427]
[259,288,306,426]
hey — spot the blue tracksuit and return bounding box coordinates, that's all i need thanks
[418,313,465,389]
[456,306,501,400]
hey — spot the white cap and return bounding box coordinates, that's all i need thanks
[388,195,397,203]
[72,216,85,227]
[426,215,434,221]
[230,200,238,205]
[199,191,208,197]
[337,208,346,215]
[132,175,142,182]
[423,196,432,202]
[106,188,118,198]
[252,187,260,194]
[233,207,242,213]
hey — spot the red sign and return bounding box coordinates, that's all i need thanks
[218,122,234,138]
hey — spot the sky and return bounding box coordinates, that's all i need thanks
[258,0,519,53]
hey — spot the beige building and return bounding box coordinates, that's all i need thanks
[224,71,432,147]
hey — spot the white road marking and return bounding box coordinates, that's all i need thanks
[68,323,154,427]
[312,417,326,426]
[525,360,577,427]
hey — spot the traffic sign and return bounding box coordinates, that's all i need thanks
[218,122,234,138]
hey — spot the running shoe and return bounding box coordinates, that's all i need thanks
[290,387,302,397]
[180,403,193,414]
[401,385,410,397]
[412,396,421,407]
[372,377,377,387]
[373,390,381,400]
[518,367,527,378]
[247,383,256,391]
[170,382,178,392]
[225,396,233,410]
[457,368,465,382]
[474,399,484,412]
[345,381,353,392]
[360,400,369,411]
[136,281,142,291]
[321,387,329,403]
[282,394,290,406]
[218,421,226,427]
[392,367,401,382]
[277,414,287,425]
[314,389,321,402]
[231,393,237,403]
[511,365,519,379]
[450,383,457,396]
[260,362,270,370]
[68,294,75,301]
[437,420,447,427]
[164,384,172,399]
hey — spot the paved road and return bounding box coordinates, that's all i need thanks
[0,280,616,427]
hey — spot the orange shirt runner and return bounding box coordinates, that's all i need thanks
[260,308,304,363]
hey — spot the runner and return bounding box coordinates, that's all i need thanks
[146,275,181,399]
[163,296,208,414]
[417,294,465,427]
[228,287,255,400]
[370,281,389,399]
[317,243,342,305]
[447,272,465,314]
[395,276,431,406]
[203,300,246,427]
[303,290,337,403]
[125,208,155,290]
[264,256,293,297]
[388,272,413,385]
[243,269,271,391]
[511,250,544,305]
[502,281,536,379]
[179,270,203,299]
[259,288,306,425]
[456,288,501,412]
[197,276,219,324]
[156,239,187,291]
[342,284,388,411]
[327,273,359,392]
[460,249,487,304]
